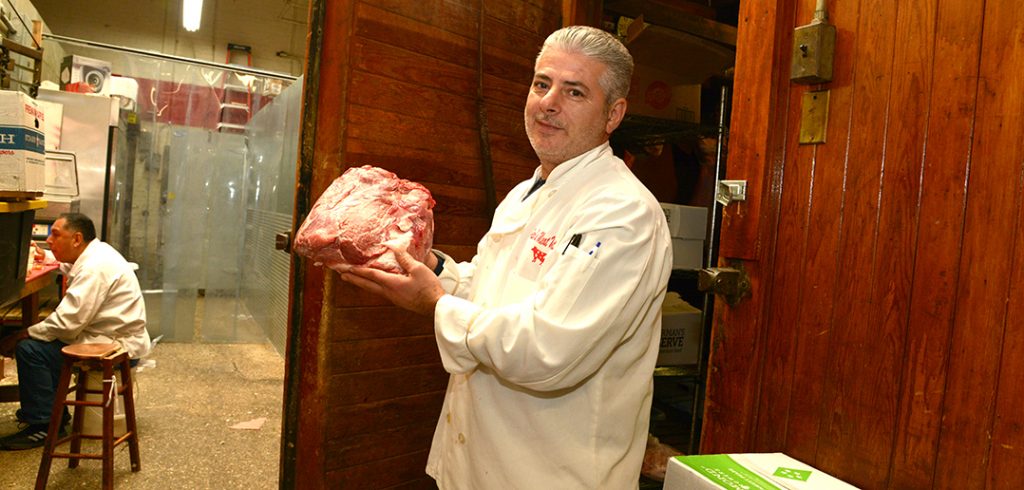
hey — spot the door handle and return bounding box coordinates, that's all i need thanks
[275,232,292,253]
[698,267,751,306]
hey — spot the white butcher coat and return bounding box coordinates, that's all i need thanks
[28,239,151,359]
[427,143,673,489]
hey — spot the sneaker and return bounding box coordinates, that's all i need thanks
[0,423,67,451]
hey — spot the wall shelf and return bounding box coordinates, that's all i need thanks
[0,199,46,213]
[613,114,721,148]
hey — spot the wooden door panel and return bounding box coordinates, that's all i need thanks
[708,0,1024,487]
[343,142,524,192]
[888,0,980,485]
[702,0,797,454]
[368,0,478,36]
[934,0,1024,485]
[349,71,478,129]
[991,244,1024,483]
[781,0,863,463]
[325,391,448,441]
[324,423,436,471]
[752,0,863,462]
[351,38,477,99]
[355,3,478,70]
[325,449,433,488]
[813,0,904,484]
[327,366,450,405]
[329,337,440,373]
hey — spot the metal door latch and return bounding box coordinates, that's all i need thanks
[275,232,292,253]
[716,180,747,206]
[698,267,751,306]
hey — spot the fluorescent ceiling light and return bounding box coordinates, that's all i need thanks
[182,0,203,32]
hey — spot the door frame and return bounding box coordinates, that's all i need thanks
[280,0,329,487]
[700,0,794,453]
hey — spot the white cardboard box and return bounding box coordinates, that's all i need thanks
[665,453,861,490]
[60,55,112,95]
[627,63,702,123]
[659,292,702,365]
[35,99,63,150]
[0,91,46,192]
[661,203,707,270]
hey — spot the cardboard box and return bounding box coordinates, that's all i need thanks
[665,453,860,490]
[0,91,46,192]
[626,15,735,86]
[627,64,701,123]
[59,55,112,95]
[659,292,702,365]
[623,14,738,123]
[661,203,707,270]
[35,99,63,150]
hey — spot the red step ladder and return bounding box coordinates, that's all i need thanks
[218,43,253,133]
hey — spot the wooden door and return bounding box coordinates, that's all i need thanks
[282,1,561,488]
[704,0,1024,487]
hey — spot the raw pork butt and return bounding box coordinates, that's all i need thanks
[293,165,435,273]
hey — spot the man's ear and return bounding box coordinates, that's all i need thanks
[605,98,627,135]
[72,231,84,248]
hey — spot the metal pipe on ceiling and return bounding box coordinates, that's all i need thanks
[42,33,299,81]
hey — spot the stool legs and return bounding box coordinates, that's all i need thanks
[35,351,141,490]
[118,357,141,472]
[35,361,74,489]
[102,361,115,489]
[69,369,88,468]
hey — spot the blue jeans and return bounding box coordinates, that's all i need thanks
[15,338,68,426]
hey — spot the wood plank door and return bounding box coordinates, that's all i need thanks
[282,0,562,488]
[703,0,1024,487]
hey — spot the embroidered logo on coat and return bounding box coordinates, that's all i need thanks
[529,230,558,249]
[530,246,547,264]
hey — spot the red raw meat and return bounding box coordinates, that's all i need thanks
[641,433,683,482]
[293,165,435,273]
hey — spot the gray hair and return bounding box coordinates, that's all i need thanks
[538,25,634,108]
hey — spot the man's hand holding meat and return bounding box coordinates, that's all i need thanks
[341,247,444,316]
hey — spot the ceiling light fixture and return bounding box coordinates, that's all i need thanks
[182,0,203,32]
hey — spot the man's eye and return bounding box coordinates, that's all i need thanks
[569,89,583,97]
[533,81,548,90]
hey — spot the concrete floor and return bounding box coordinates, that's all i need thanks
[0,342,285,489]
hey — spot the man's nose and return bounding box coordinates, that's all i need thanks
[538,89,560,112]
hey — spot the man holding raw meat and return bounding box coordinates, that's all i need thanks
[343,25,672,489]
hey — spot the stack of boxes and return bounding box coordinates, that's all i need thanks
[661,202,708,271]
[0,90,46,303]
[658,292,702,366]
[0,90,46,193]
[657,203,708,366]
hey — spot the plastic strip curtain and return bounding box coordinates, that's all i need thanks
[43,39,300,347]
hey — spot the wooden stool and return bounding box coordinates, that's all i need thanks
[35,343,141,489]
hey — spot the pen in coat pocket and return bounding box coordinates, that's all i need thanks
[562,233,582,254]
[589,242,601,257]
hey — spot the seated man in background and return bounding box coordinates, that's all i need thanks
[0,212,150,450]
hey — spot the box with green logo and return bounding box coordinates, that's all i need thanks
[664,453,860,489]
